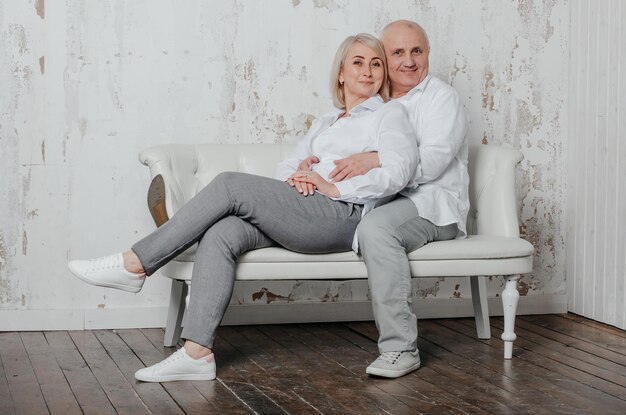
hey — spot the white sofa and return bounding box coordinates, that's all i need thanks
[138,144,533,359]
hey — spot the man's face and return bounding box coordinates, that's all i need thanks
[382,25,429,97]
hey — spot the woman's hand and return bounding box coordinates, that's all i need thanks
[288,156,320,196]
[290,171,340,198]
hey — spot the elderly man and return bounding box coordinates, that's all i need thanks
[327,20,469,378]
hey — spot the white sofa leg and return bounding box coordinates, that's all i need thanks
[501,275,520,359]
[163,279,188,347]
[470,276,491,339]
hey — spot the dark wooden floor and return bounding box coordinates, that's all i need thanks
[1,314,626,414]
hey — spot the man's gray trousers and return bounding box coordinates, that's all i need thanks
[357,196,458,353]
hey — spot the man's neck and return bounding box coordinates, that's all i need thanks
[390,75,429,99]
[391,90,409,99]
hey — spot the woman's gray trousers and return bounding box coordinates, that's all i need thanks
[132,172,362,347]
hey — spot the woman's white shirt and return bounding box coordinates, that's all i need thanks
[274,95,418,212]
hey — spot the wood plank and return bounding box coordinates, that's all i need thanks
[488,319,626,395]
[231,325,361,415]
[594,0,610,323]
[19,332,82,415]
[559,313,626,339]
[603,0,621,330]
[0,332,49,415]
[522,314,626,355]
[330,323,498,414]
[566,0,581,316]
[220,325,350,415]
[92,329,185,415]
[291,323,476,415]
[188,379,255,415]
[514,317,626,369]
[195,328,291,415]
[427,319,611,414]
[0,337,17,415]
[44,331,117,415]
[68,330,151,415]
[616,0,626,327]
[444,318,626,414]
[116,328,221,414]
[346,322,580,415]
[262,324,416,414]
[584,0,600,320]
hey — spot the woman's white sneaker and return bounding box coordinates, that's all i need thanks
[135,347,216,382]
[68,253,145,293]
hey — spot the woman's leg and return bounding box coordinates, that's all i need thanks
[134,216,275,382]
[181,216,275,349]
[132,172,362,275]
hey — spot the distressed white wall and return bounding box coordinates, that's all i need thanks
[0,0,570,330]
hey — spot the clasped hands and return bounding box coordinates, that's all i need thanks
[286,152,379,198]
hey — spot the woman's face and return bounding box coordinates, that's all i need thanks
[339,42,385,106]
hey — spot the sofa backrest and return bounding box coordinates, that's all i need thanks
[139,143,523,238]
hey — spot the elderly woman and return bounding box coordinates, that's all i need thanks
[69,33,418,382]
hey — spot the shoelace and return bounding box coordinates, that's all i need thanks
[152,348,186,369]
[379,351,403,364]
[90,254,121,272]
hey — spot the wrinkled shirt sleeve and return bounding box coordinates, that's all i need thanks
[333,102,418,203]
[414,88,468,184]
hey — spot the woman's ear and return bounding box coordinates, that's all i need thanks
[339,70,344,85]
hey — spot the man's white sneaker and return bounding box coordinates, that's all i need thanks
[135,347,216,382]
[366,350,421,378]
[68,253,145,293]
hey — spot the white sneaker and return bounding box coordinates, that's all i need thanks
[135,347,216,382]
[366,350,421,378]
[68,253,145,293]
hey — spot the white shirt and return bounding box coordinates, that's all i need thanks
[274,95,419,249]
[398,75,470,238]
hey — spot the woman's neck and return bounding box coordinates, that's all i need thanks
[343,96,369,116]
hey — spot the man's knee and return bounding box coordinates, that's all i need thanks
[357,211,401,249]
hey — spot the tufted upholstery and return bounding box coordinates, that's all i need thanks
[138,143,533,358]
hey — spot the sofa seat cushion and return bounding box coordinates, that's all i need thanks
[161,235,533,281]
[174,235,532,263]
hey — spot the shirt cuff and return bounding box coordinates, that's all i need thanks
[333,180,356,200]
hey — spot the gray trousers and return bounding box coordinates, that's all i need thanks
[132,172,362,348]
[357,196,458,353]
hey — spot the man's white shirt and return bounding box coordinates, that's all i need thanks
[398,75,470,239]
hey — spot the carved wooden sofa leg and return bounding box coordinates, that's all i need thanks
[501,274,521,359]
[470,275,491,339]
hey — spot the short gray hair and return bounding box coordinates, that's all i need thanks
[329,33,389,109]
[381,20,430,51]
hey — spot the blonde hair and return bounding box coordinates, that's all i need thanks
[329,33,389,109]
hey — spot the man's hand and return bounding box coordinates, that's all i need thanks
[297,156,320,172]
[290,171,340,198]
[288,156,320,196]
[329,152,380,182]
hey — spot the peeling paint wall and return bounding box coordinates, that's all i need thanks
[0,1,570,326]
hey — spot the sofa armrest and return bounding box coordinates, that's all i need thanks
[467,145,524,238]
[138,144,201,220]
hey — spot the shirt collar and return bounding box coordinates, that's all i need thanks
[403,74,432,99]
[346,94,385,116]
